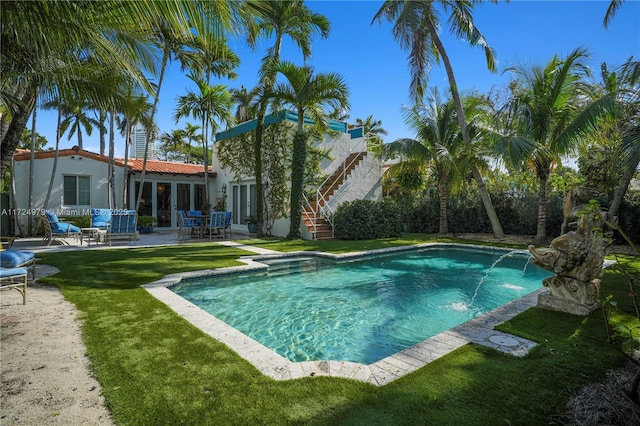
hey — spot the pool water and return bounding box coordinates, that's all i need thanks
[170,247,551,364]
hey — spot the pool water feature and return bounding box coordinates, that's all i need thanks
[170,246,551,365]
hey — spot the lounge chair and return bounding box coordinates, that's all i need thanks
[1,249,36,280]
[177,210,198,240]
[40,210,81,245]
[206,211,226,240]
[0,267,28,304]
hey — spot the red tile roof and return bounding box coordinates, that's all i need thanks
[13,148,215,176]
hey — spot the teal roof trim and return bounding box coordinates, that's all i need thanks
[215,110,347,142]
[348,127,364,138]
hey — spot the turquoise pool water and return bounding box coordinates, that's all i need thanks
[170,247,551,364]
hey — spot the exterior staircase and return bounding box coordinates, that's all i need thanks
[302,151,366,240]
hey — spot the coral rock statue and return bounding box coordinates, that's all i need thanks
[528,212,607,315]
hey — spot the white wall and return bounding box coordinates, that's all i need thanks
[12,154,122,230]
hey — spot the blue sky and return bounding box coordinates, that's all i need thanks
[37,0,639,156]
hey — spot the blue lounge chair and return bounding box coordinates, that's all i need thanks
[0,267,28,304]
[40,210,81,245]
[1,249,36,280]
[91,208,112,229]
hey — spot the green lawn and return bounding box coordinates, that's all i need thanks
[36,236,639,425]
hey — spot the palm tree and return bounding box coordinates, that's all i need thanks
[230,86,258,123]
[352,115,388,153]
[182,122,202,163]
[245,0,330,236]
[568,59,640,219]
[58,98,103,149]
[159,129,187,162]
[116,90,153,208]
[268,61,349,239]
[174,75,234,210]
[373,0,505,238]
[502,47,591,243]
[2,0,240,177]
[383,89,470,234]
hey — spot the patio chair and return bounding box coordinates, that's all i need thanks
[206,211,226,240]
[177,210,198,240]
[0,267,28,304]
[105,210,138,245]
[1,249,36,280]
[223,211,232,238]
[40,210,81,245]
[187,210,203,225]
[91,208,112,229]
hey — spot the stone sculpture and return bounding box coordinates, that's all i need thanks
[528,212,607,315]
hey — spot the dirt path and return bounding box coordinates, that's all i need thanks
[1,268,113,425]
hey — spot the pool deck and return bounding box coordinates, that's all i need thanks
[143,243,544,386]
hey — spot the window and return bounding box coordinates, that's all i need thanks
[63,175,91,206]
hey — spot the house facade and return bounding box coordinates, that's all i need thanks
[11,111,382,239]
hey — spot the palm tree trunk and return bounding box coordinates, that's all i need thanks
[108,110,116,209]
[28,106,37,236]
[123,123,131,208]
[608,157,638,219]
[438,179,448,234]
[43,108,62,209]
[77,125,83,150]
[253,105,266,237]
[0,91,36,177]
[425,20,505,238]
[535,169,550,244]
[203,116,210,209]
[135,46,168,212]
[99,109,106,156]
[288,129,307,239]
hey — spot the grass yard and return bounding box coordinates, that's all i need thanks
[36,236,639,425]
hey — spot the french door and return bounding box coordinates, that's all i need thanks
[231,183,256,225]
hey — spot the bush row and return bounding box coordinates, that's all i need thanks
[333,192,640,243]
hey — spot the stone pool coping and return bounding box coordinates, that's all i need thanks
[143,243,544,386]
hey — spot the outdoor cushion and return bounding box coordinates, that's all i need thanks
[0,250,35,268]
[91,209,112,228]
[54,222,81,234]
[0,266,28,278]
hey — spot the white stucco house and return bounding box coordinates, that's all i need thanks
[10,111,382,239]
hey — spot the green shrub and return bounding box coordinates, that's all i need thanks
[334,199,403,240]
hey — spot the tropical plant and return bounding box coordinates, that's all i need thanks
[174,75,234,210]
[1,1,241,178]
[501,47,592,243]
[383,88,470,234]
[571,59,640,219]
[268,61,349,239]
[230,86,259,123]
[57,97,103,149]
[351,114,388,154]
[181,122,202,164]
[373,0,506,238]
[245,0,330,236]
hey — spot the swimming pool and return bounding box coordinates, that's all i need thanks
[169,246,551,365]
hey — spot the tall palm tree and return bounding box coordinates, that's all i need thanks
[245,0,330,235]
[502,47,591,243]
[174,75,234,210]
[373,0,505,238]
[116,90,153,208]
[269,61,349,239]
[383,89,472,234]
